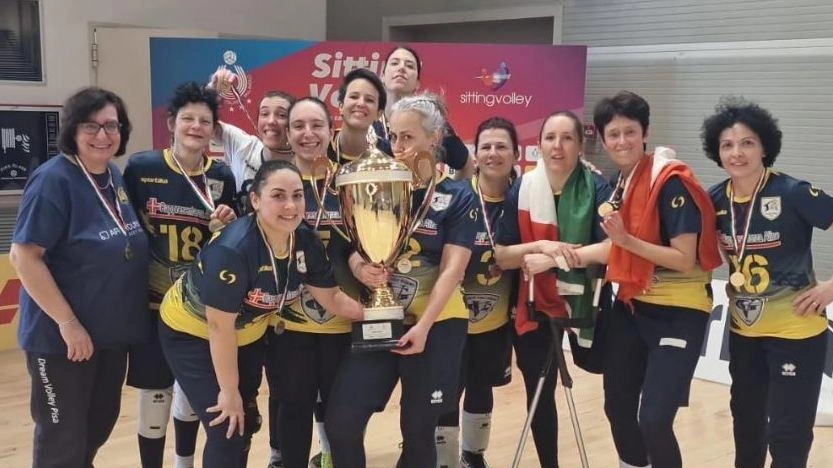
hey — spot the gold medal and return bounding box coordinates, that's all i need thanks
[597,201,617,217]
[396,257,412,274]
[208,218,224,232]
[729,271,746,289]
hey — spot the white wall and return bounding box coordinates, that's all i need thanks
[0,0,326,106]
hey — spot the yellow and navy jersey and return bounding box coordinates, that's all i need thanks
[277,172,362,334]
[389,177,478,323]
[327,129,393,166]
[159,216,337,345]
[635,176,713,312]
[462,181,515,334]
[710,170,833,339]
[124,149,236,309]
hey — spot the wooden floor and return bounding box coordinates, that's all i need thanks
[1,348,832,468]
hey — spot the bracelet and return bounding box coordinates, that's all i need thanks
[57,317,77,328]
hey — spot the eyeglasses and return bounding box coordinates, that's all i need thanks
[78,121,122,135]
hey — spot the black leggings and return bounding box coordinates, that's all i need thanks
[327,400,439,468]
[513,325,560,468]
[266,331,350,468]
[326,319,468,468]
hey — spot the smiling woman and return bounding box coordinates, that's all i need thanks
[702,97,833,468]
[157,159,363,468]
[9,87,150,468]
[121,81,238,468]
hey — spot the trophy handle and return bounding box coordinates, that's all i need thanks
[309,156,351,240]
[397,150,438,243]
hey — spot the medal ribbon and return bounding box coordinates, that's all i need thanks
[74,155,128,237]
[473,175,499,250]
[169,149,216,213]
[256,219,295,317]
[728,169,767,269]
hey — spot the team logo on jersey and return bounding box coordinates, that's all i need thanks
[389,275,419,311]
[430,193,452,211]
[296,251,307,273]
[117,186,129,203]
[219,269,237,284]
[207,178,225,201]
[809,186,820,197]
[300,285,332,324]
[760,196,781,221]
[464,292,499,323]
[734,297,766,327]
[671,196,685,209]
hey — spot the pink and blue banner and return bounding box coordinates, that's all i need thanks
[150,38,587,166]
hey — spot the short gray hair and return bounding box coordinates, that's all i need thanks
[391,93,447,136]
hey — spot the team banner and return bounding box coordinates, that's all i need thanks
[149,38,588,165]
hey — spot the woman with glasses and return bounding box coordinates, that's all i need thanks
[10,87,150,468]
[123,81,237,468]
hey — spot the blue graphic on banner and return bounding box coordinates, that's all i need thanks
[149,38,315,108]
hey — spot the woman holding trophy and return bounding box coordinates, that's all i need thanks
[494,111,611,468]
[158,159,363,468]
[326,93,478,468]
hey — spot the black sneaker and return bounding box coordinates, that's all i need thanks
[268,460,284,468]
[461,450,489,468]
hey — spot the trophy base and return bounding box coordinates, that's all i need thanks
[350,319,404,353]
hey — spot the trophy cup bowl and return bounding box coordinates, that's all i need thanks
[336,146,433,352]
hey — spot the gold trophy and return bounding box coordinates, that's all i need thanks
[335,146,435,352]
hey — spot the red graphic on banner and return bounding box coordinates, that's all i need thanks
[0,279,21,324]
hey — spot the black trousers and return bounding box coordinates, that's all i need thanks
[729,331,827,468]
[26,349,127,468]
[159,322,264,468]
[603,300,708,468]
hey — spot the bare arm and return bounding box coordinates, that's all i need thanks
[393,243,471,355]
[205,306,243,438]
[9,243,93,361]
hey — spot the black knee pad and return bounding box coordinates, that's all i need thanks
[243,397,262,437]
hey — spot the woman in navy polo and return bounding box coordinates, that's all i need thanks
[11,87,151,468]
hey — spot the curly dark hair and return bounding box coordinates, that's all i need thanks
[337,68,387,111]
[592,91,650,141]
[701,96,782,167]
[167,81,220,124]
[58,87,132,157]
